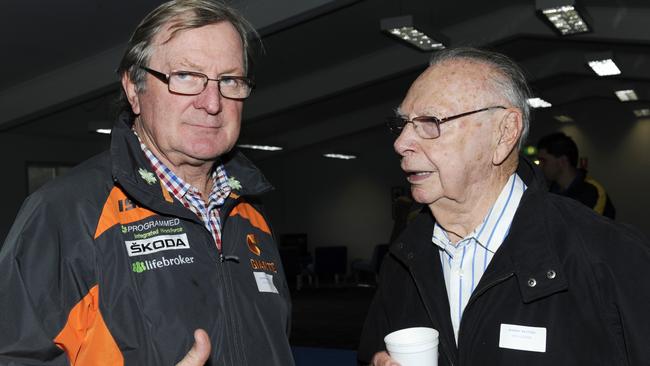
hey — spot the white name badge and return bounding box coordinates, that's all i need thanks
[499,323,546,353]
[253,271,279,294]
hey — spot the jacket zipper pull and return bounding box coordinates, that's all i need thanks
[220,254,240,263]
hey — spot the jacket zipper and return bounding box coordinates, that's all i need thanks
[457,272,515,360]
[216,201,247,365]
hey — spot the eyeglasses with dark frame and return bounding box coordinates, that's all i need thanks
[387,106,507,139]
[140,66,255,100]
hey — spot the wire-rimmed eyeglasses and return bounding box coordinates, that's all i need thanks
[140,66,255,100]
[387,106,507,139]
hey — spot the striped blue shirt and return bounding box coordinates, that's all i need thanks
[432,173,527,343]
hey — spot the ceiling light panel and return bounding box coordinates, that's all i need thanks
[380,15,446,52]
[527,97,552,108]
[323,153,356,160]
[633,109,650,117]
[237,144,283,151]
[541,5,589,35]
[387,27,445,51]
[554,115,574,123]
[615,89,638,102]
[587,59,621,76]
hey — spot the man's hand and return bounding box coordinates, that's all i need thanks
[372,351,401,366]
[176,329,211,366]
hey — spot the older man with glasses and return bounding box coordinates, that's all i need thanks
[0,1,293,365]
[358,47,650,366]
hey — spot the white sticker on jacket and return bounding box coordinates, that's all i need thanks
[125,233,190,257]
[253,271,279,293]
[499,323,546,352]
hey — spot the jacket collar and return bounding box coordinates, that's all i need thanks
[109,113,273,217]
[504,157,568,303]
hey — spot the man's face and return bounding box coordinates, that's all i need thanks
[124,21,245,168]
[536,148,562,184]
[393,60,506,207]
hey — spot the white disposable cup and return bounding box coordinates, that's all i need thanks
[384,327,439,366]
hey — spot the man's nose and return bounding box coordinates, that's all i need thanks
[393,123,418,155]
[194,80,222,114]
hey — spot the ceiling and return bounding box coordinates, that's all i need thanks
[2,0,649,161]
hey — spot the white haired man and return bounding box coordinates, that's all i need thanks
[358,47,650,366]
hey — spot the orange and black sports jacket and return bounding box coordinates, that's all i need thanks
[0,115,294,365]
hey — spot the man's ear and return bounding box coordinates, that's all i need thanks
[493,109,522,165]
[121,73,141,115]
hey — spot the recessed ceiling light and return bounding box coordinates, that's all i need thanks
[615,89,638,102]
[587,59,621,76]
[527,97,552,108]
[238,144,283,151]
[323,153,357,160]
[96,128,112,134]
[380,16,446,51]
[633,109,650,117]
[554,115,574,123]
[539,5,590,35]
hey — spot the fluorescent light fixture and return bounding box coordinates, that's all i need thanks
[380,15,446,51]
[633,109,650,117]
[96,128,112,134]
[323,153,356,160]
[237,144,283,151]
[615,89,638,102]
[535,0,590,35]
[554,115,574,123]
[587,59,621,76]
[527,97,552,108]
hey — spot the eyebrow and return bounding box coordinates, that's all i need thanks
[173,60,244,76]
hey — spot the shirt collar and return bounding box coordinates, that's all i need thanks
[134,133,231,203]
[432,173,527,256]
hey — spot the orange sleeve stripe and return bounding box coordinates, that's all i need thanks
[229,202,271,235]
[54,285,123,366]
[94,187,157,239]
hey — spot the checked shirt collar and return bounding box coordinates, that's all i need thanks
[135,133,231,250]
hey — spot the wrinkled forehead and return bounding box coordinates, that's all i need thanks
[399,59,498,116]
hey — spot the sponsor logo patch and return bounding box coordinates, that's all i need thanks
[132,254,195,273]
[121,218,181,234]
[125,233,189,257]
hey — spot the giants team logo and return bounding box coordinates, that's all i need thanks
[247,234,261,256]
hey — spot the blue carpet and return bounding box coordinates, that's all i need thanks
[292,346,357,366]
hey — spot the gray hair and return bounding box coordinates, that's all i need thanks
[117,0,258,116]
[429,47,532,149]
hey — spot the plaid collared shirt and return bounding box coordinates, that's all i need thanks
[137,138,231,251]
[432,173,527,343]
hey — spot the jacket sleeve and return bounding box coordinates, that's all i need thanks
[0,192,96,365]
[595,224,650,365]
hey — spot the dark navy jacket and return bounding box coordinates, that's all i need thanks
[359,159,650,366]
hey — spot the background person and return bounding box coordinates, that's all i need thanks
[357,47,650,366]
[536,132,616,219]
[0,1,294,365]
